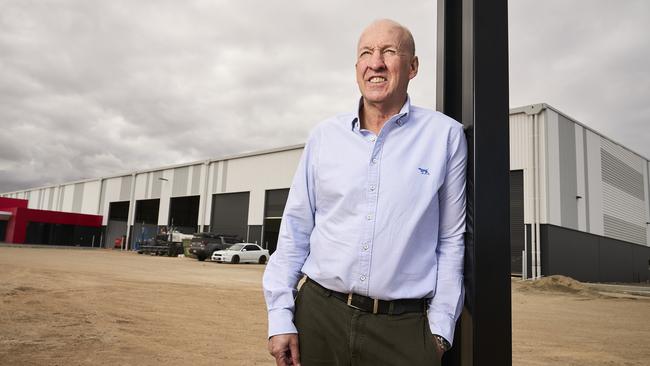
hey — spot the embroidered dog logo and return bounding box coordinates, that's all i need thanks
[418,168,430,175]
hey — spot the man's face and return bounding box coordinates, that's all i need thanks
[355,23,418,109]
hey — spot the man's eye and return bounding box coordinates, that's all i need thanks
[359,51,371,58]
[383,49,397,55]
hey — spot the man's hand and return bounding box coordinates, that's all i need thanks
[268,333,301,366]
[433,340,445,361]
[432,334,449,362]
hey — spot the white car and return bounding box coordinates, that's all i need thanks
[211,243,269,264]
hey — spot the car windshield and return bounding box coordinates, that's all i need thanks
[227,244,245,251]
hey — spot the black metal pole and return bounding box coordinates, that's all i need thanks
[436,0,511,365]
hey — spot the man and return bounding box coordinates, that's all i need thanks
[263,19,466,366]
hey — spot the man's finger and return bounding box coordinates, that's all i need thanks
[272,350,288,366]
[289,336,301,366]
[277,353,289,366]
[269,335,292,366]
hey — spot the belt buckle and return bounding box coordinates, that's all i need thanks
[346,293,362,310]
[346,294,380,314]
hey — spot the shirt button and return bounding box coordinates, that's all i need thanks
[366,214,373,221]
[360,275,366,281]
[369,185,376,191]
[370,136,376,142]
[362,244,369,250]
[371,158,378,164]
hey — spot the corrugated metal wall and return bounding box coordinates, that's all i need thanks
[509,110,549,224]
[507,105,648,247]
[600,139,647,245]
[3,107,648,248]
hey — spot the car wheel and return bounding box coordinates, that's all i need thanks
[231,255,240,264]
[197,255,206,261]
[258,256,267,264]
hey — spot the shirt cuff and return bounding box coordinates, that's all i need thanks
[427,311,456,347]
[267,308,298,338]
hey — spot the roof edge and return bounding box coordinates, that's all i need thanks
[1,143,306,195]
[510,103,649,162]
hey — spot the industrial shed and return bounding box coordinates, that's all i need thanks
[509,104,649,282]
[2,145,302,254]
[2,103,649,282]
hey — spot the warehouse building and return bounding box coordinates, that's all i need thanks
[2,103,649,282]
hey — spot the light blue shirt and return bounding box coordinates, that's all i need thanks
[263,97,467,345]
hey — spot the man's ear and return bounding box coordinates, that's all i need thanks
[409,56,419,80]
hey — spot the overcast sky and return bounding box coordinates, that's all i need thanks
[1,0,648,193]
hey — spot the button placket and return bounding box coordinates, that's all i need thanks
[356,136,385,295]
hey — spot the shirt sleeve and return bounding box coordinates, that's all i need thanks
[428,123,467,346]
[262,129,319,338]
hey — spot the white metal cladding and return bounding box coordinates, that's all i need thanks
[601,139,645,199]
[537,111,550,224]
[134,173,148,200]
[60,184,75,212]
[155,168,173,226]
[27,190,39,209]
[99,176,130,225]
[585,130,604,235]
[35,188,43,209]
[217,148,303,226]
[601,138,646,169]
[150,171,163,199]
[545,110,562,227]
[172,166,189,197]
[509,111,536,224]
[197,162,209,229]
[80,180,101,215]
[190,164,202,196]
[600,139,647,245]
[72,183,84,212]
[28,189,39,209]
[46,187,55,210]
[574,124,587,231]
[201,162,218,226]
[602,183,647,244]
[508,108,556,226]
[646,161,650,245]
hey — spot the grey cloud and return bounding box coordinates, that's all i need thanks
[1,0,648,193]
[509,0,650,158]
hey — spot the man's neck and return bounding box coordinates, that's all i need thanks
[359,97,406,135]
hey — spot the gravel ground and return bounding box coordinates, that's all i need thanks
[0,247,648,365]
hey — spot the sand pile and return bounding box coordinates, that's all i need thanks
[518,275,602,297]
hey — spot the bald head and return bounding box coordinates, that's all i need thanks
[358,19,416,57]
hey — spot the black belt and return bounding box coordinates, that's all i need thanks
[305,277,428,315]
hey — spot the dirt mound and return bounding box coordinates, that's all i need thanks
[518,275,601,297]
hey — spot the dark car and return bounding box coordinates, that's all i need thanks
[189,233,240,261]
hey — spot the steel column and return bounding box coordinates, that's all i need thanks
[436,0,511,365]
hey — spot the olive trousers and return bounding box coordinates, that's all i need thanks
[294,279,441,366]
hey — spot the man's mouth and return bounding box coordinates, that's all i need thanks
[368,76,387,83]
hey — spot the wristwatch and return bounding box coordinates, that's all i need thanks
[432,334,451,352]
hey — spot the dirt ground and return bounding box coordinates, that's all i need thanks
[1,247,648,366]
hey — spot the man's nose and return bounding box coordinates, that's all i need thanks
[368,50,386,69]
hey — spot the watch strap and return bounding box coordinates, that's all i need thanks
[433,334,451,352]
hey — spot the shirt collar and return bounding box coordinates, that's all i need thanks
[350,96,412,131]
